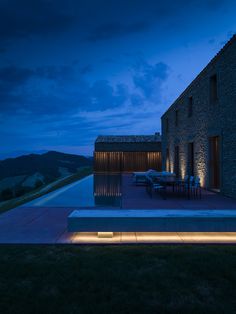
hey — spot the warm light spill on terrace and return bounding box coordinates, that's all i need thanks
[70,232,236,244]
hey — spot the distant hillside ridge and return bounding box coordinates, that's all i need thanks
[0,151,93,183]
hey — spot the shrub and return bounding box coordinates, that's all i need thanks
[34,180,43,189]
[15,188,27,198]
[1,188,14,201]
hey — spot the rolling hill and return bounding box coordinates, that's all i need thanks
[0,151,93,200]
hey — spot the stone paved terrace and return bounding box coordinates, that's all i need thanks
[121,175,236,209]
[0,174,236,244]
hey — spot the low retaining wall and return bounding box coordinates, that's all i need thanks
[68,209,236,232]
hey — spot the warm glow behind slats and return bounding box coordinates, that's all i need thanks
[94,151,161,172]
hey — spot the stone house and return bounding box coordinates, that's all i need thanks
[161,35,236,198]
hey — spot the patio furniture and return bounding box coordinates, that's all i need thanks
[133,173,148,185]
[144,173,202,200]
[173,175,190,193]
[153,183,166,199]
[179,175,194,198]
[146,175,180,199]
[146,176,166,199]
[175,175,189,191]
[147,171,176,180]
[133,169,160,185]
[180,176,202,199]
[191,176,201,199]
[158,176,177,191]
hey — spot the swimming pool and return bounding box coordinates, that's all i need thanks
[22,174,122,208]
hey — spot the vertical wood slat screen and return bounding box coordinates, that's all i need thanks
[94,152,161,172]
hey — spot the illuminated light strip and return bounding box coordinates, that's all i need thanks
[71,232,236,244]
[97,232,113,238]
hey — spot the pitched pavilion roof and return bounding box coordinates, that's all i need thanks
[96,134,161,143]
[94,134,161,152]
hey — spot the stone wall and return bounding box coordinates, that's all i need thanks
[161,35,236,198]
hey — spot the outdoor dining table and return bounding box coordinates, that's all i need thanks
[147,175,191,199]
[156,176,176,189]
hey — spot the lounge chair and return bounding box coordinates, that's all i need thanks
[145,176,166,199]
[133,169,159,185]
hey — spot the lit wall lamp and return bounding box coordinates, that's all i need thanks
[98,232,113,238]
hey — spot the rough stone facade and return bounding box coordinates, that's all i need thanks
[161,35,236,198]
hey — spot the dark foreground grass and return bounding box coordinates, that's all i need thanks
[0,245,236,314]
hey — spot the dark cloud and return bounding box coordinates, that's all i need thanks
[0,0,75,47]
[1,0,235,155]
[88,80,128,110]
[0,66,33,86]
[133,60,169,98]
[0,64,78,114]
[0,56,169,119]
[0,64,129,116]
[86,21,150,42]
[0,66,34,107]
[35,65,76,81]
[0,0,233,49]
[80,65,93,75]
[0,65,75,102]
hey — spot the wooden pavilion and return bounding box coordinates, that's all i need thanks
[94,134,162,172]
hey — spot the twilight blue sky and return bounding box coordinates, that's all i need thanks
[0,0,236,157]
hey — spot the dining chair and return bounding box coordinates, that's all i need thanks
[192,176,201,199]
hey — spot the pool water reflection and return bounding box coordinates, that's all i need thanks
[94,174,122,207]
[22,174,122,208]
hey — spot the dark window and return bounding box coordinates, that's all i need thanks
[210,74,218,103]
[175,110,179,126]
[174,146,180,177]
[188,97,193,117]
[188,142,194,176]
[209,136,220,189]
[166,118,169,133]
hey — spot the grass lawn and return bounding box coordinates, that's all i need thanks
[0,245,236,314]
[0,167,92,214]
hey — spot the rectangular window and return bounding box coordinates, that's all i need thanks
[209,136,220,190]
[174,146,180,177]
[175,110,179,127]
[188,97,193,117]
[188,142,194,176]
[210,74,218,103]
